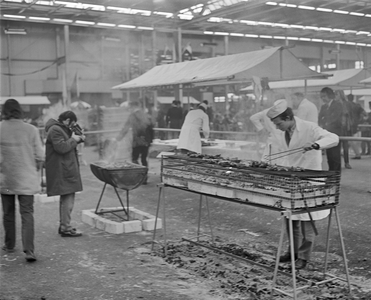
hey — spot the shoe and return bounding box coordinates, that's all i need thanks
[345,163,352,169]
[295,258,307,269]
[352,156,361,159]
[60,228,82,237]
[279,252,298,263]
[58,226,62,234]
[25,251,37,262]
[1,245,15,253]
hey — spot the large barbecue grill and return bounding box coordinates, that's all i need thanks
[90,161,148,219]
[161,154,340,211]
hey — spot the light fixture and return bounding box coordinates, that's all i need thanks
[4,28,27,35]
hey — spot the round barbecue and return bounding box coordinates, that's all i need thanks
[90,161,148,219]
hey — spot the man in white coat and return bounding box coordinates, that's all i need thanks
[250,99,287,164]
[266,100,339,269]
[291,92,318,124]
[177,103,210,154]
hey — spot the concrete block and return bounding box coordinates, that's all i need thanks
[142,218,162,231]
[105,219,124,234]
[122,220,142,233]
[81,210,97,227]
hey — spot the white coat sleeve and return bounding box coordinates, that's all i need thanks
[250,111,265,132]
[202,114,210,139]
[313,126,339,149]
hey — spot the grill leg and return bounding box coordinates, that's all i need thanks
[95,183,107,214]
[113,187,128,218]
[272,215,286,293]
[205,197,215,245]
[323,208,333,275]
[288,211,298,300]
[151,185,163,252]
[197,195,203,242]
[334,207,351,291]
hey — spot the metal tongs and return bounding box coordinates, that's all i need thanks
[266,147,304,163]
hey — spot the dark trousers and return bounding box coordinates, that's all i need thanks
[1,194,35,252]
[341,140,350,164]
[326,143,341,171]
[285,219,316,261]
[132,146,149,167]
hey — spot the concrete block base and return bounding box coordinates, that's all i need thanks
[34,193,59,203]
[81,206,161,234]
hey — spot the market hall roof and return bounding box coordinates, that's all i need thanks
[112,47,328,90]
[1,0,371,47]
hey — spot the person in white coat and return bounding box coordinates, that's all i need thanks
[291,92,318,124]
[266,101,339,269]
[250,99,287,164]
[177,103,210,154]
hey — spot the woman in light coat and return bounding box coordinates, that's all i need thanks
[177,103,210,154]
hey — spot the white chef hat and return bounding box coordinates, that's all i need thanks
[267,99,288,119]
[198,103,207,111]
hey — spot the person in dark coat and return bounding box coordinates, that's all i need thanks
[319,87,343,171]
[166,100,183,139]
[45,111,85,237]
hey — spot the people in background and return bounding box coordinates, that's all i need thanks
[335,90,353,169]
[291,92,318,124]
[361,101,371,156]
[177,103,210,154]
[347,94,367,159]
[166,100,183,139]
[319,87,343,171]
[203,100,214,125]
[116,101,154,184]
[1,99,45,262]
[266,101,339,270]
[45,111,85,237]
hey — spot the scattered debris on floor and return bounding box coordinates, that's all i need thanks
[151,239,371,300]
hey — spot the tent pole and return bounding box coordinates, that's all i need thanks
[304,80,307,95]
[64,25,71,107]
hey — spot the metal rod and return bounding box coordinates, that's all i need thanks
[323,208,333,274]
[272,216,286,293]
[334,207,351,291]
[152,184,163,252]
[162,186,168,256]
[181,238,309,283]
[205,196,215,245]
[288,211,298,300]
[197,195,203,242]
[95,183,107,214]
[113,187,128,216]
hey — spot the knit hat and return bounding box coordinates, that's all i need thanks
[267,99,288,119]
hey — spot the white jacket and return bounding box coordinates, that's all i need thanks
[272,117,339,220]
[296,98,318,124]
[177,109,210,153]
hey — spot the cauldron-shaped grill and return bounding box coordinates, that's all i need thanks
[90,161,148,219]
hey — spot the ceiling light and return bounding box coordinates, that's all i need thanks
[230,33,244,36]
[311,39,323,42]
[333,10,349,14]
[356,31,370,35]
[290,25,305,29]
[97,23,116,27]
[319,27,332,31]
[53,18,73,23]
[316,8,332,12]
[118,24,136,29]
[299,37,311,41]
[346,42,356,45]
[335,41,346,44]
[286,36,299,40]
[4,28,27,35]
[3,14,26,19]
[178,14,193,20]
[204,31,214,35]
[29,16,50,20]
[214,32,229,35]
[350,12,364,16]
[323,40,334,43]
[260,35,272,39]
[356,43,366,46]
[298,5,315,10]
[137,26,153,30]
[273,36,286,39]
[75,20,95,25]
[265,2,277,5]
[245,34,258,38]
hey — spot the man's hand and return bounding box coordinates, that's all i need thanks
[303,142,320,152]
[72,132,84,143]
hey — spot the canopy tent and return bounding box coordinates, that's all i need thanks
[360,77,371,84]
[70,100,91,109]
[157,96,199,105]
[0,96,50,105]
[112,47,327,90]
[241,68,370,92]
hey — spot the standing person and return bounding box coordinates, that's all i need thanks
[291,92,318,124]
[361,101,371,155]
[335,90,353,169]
[347,94,367,159]
[266,102,339,269]
[166,100,183,139]
[318,87,343,171]
[203,100,214,126]
[1,99,45,262]
[116,101,154,184]
[45,111,85,237]
[177,103,210,154]
[250,99,287,164]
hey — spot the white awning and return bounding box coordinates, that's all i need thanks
[241,68,370,92]
[360,77,371,84]
[157,96,200,104]
[113,47,327,90]
[0,96,50,105]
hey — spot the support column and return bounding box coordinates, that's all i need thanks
[224,36,229,55]
[63,25,71,107]
[152,30,158,109]
[6,34,12,96]
[125,32,131,102]
[177,28,183,103]
[336,44,341,69]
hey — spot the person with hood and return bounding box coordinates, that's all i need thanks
[45,111,85,237]
[1,99,44,262]
[266,101,339,270]
[177,103,210,154]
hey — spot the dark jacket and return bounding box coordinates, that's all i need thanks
[166,106,183,129]
[319,100,343,136]
[45,119,82,196]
